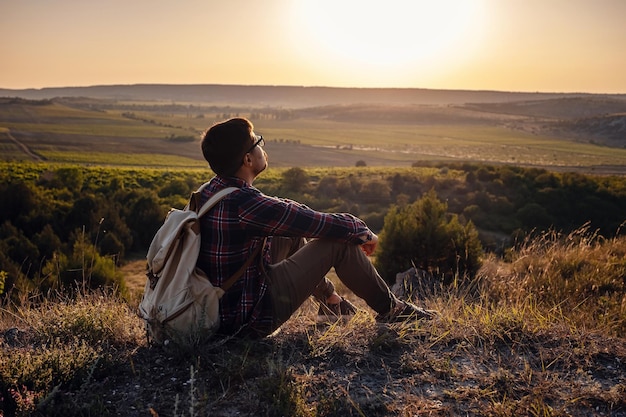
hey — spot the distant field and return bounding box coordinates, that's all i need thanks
[259,120,626,169]
[0,97,625,173]
[36,151,206,167]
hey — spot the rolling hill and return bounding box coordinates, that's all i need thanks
[2,83,624,108]
[1,86,625,172]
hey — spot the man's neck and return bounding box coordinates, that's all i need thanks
[233,171,255,186]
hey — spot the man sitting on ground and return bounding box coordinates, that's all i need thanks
[197,117,434,337]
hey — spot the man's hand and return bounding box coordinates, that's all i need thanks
[361,233,378,256]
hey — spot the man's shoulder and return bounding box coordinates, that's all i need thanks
[206,184,267,206]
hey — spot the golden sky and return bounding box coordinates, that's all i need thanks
[2,0,625,93]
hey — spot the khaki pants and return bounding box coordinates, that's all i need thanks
[265,237,397,332]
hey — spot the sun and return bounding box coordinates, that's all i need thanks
[289,0,487,83]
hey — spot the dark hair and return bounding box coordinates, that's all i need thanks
[201,118,253,176]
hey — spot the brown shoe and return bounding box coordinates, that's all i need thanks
[317,297,357,322]
[377,300,437,323]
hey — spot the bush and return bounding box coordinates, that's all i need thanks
[167,135,195,143]
[375,190,483,285]
[158,179,191,198]
[282,167,310,193]
[41,235,127,297]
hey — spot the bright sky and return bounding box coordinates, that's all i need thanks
[2,0,625,93]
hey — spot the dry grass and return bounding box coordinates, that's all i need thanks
[1,230,625,416]
[0,290,144,416]
[482,224,626,335]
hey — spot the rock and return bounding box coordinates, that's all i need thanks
[1,327,29,348]
[391,267,439,301]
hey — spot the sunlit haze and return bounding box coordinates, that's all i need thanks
[1,0,625,93]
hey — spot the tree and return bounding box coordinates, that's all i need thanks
[33,224,63,260]
[0,182,37,223]
[282,167,310,193]
[360,179,391,204]
[375,190,483,285]
[0,222,40,278]
[316,176,340,198]
[158,179,191,198]
[52,167,85,192]
[125,192,167,250]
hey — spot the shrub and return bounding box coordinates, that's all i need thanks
[282,167,310,193]
[158,179,191,198]
[167,135,195,143]
[376,190,483,285]
[41,235,127,297]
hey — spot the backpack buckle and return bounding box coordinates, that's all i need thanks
[147,270,159,290]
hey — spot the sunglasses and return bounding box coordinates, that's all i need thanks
[245,135,264,154]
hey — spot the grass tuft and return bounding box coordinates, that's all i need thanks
[0,289,143,416]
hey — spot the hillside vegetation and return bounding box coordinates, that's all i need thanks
[0,162,624,415]
[0,86,625,415]
[1,162,625,298]
[1,227,625,416]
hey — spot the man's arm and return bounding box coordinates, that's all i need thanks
[239,190,371,244]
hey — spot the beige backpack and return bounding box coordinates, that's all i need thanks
[138,184,257,345]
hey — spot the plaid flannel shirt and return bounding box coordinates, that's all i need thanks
[196,176,371,334]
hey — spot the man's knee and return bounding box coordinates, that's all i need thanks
[271,236,306,261]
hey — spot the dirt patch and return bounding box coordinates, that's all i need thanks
[120,259,148,293]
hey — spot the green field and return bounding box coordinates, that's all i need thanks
[0,96,625,173]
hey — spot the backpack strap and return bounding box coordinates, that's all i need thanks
[220,237,267,292]
[189,186,239,217]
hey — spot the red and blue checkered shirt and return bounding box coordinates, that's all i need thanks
[196,176,371,335]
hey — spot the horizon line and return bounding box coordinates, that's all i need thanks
[1,82,625,97]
